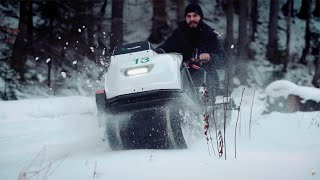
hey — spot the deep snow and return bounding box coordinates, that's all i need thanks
[0,93,319,180]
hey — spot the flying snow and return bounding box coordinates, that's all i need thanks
[61,72,67,78]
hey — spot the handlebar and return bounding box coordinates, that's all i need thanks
[190,58,210,63]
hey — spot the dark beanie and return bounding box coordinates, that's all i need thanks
[184,3,203,18]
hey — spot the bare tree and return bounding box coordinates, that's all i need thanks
[237,0,249,84]
[297,0,310,19]
[11,0,33,81]
[250,0,258,42]
[299,0,311,64]
[188,0,199,4]
[283,0,292,72]
[281,0,294,17]
[110,0,124,52]
[266,0,279,63]
[224,0,234,59]
[177,0,185,22]
[223,0,235,90]
[314,0,320,17]
[148,0,169,44]
[312,53,320,88]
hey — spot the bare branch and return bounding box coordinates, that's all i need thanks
[235,88,245,159]
[249,89,256,139]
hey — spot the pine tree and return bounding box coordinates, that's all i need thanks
[250,0,258,41]
[283,0,292,72]
[148,0,169,44]
[224,0,234,59]
[266,0,279,63]
[299,0,311,64]
[297,0,310,19]
[177,0,185,22]
[312,60,320,88]
[224,0,235,89]
[237,0,249,84]
[110,0,124,52]
[281,0,294,17]
[10,0,33,82]
[314,0,320,17]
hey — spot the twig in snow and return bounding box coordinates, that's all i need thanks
[150,151,153,161]
[235,88,245,159]
[92,160,103,178]
[18,150,69,180]
[212,107,220,157]
[222,73,231,160]
[93,160,97,178]
[217,130,224,157]
[249,89,256,139]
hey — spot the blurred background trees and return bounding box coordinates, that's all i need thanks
[0,0,319,100]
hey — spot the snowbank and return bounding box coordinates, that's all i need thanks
[1,95,320,180]
[266,80,320,102]
[0,96,96,119]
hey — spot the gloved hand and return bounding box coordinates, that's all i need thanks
[199,53,210,62]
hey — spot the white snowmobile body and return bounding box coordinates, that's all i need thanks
[105,43,184,99]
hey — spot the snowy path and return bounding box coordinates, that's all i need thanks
[0,95,319,180]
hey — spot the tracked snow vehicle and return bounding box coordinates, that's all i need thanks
[95,41,235,150]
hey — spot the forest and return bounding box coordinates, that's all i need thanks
[0,0,319,100]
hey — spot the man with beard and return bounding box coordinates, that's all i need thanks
[157,3,227,99]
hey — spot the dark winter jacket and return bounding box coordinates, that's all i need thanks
[158,21,227,96]
[158,21,227,70]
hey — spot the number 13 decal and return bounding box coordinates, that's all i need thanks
[133,57,150,64]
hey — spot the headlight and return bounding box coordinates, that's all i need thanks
[125,66,150,76]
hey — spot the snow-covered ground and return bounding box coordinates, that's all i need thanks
[1,92,319,180]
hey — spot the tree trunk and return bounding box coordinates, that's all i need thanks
[250,0,258,42]
[314,0,320,17]
[110,0,124,52]
[312,51,320,88]
[48,59,51,87]
[297,0,310,19]
[10,0,33,81]
[312,47,320,88]
[266,0,279,63]
[281,0,294,17]
[177,0,185,22]
[299,0,311,64]
[189,0,199,4]
[233,0,240,14]
[225,0,234,59]
[283,0,292,72]
[148,0,168,44]
[237,0,249,84]
[47,2,55,88]
[224,0,235,90]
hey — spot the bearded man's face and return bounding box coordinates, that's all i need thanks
[185,12,201,28]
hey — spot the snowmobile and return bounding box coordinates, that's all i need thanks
[95,41,236,150]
